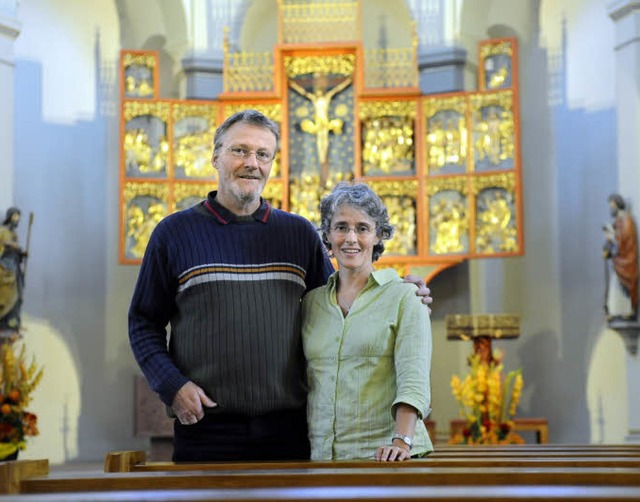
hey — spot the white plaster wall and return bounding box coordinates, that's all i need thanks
[540,0,615,111]
[12,0,130,462]
[18,317,81,463]
[587,328,627,443]
[13,0,119,124]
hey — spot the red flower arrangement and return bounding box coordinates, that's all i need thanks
[0,342,43,459]
[450,350,524,445]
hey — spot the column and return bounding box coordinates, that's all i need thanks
[181,0,234,100]
[608,0,640,444]
[407,0,467,94]
[417,45,467,94]
[0,4,20,207]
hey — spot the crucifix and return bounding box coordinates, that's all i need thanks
[289,72,352,187]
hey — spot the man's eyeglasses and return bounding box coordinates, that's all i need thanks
[331,223,374,236]
[226,146,274,164]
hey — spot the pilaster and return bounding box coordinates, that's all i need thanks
[608,0,640,444]
[0,11,21,208]
[181,51,223,100]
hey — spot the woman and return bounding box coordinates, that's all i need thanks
[302,182,433,461]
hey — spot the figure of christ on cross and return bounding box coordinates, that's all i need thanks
[289,72,353,187]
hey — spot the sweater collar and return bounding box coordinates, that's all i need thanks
[204,191,271,224]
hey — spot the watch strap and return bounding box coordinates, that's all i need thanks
[392,433,413,449]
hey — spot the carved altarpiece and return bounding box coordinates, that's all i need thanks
[118,8,524,282]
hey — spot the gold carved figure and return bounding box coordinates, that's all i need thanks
[175,131,216,179]
[127,203,168,258]
[430,198,468,254]
[476,191,517,253]
[427,116,466,171]
[488,65,508,89]
[362,117,414,174]
[474,109,514,166]
[289,73,352,186]
[124,129,168,175]
[383,196,416,255]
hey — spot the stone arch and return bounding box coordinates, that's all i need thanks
[114,0,188,98]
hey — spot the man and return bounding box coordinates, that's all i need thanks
[0,207,27,337]
[603,193,638,321]
[129,109,432,461]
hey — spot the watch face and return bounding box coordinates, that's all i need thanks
[392,433,413,448]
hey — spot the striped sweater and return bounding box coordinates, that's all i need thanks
[128,192,334,415]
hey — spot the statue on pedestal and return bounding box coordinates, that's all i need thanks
[0,208,30,338]
[603,193,638,322]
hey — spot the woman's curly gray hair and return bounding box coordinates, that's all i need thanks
[319,182,394,262]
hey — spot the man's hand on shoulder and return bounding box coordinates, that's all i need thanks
[171,381,217,425]
[403,274,433,313]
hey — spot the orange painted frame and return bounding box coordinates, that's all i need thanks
[117,38,525,279]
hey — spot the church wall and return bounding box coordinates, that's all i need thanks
[447,0,622,444]
[535,0,620,444]
[11,0,149,462]
[8,0,630,464]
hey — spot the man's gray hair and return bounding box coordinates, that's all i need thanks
[213,109,280,154]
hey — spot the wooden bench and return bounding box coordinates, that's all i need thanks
[6,446,640,495]
[17,465,640,493]
[0,459,48,494]
[436,444,640,451]
[103,445,640,473]
[5,485,640,501]
[104,450,640,472]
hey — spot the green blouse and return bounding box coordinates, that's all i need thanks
[302,268,433,460]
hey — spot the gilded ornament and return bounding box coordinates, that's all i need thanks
[480,41,513,59]
[123,101,170,123]
[429,194,468,255]
[284,55,355,79]
[362,116,415,175]
[279,1,358,45]
[426,177,469,196]
[173,104,218,180]
[470,92,514,168]
[173,184,211,211]
[475,187,518,254]
[124,183,169,259]
[364,46,418,89]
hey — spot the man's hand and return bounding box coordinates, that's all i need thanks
[403,274,433,313]
[171,381,217,425]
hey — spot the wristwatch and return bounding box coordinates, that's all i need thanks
[392,433,413,450]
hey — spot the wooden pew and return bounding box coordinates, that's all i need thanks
[0,459,48,494]
[18,465,640,493]
[436,444,640,452]
[5,485,640,501]
[104,450,640,472]
[7,445,640,496]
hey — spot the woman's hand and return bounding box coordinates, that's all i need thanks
[374,443,411,462]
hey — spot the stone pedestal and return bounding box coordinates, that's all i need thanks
[417,46,467,95]
[181,54,224,100]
